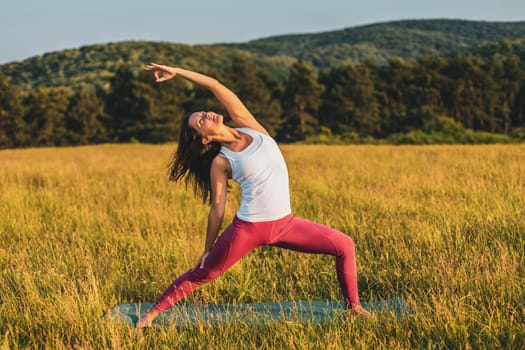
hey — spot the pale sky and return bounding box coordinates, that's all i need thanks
[1,0,524,64]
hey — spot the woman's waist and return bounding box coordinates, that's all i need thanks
[236,198,291,222]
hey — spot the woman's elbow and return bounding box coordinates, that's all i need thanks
[209,203,225,219]
[207,78,222,90]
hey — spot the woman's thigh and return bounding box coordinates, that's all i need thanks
[270,217,351,256]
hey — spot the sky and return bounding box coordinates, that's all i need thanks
[1,0,524,64]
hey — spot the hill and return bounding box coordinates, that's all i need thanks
[1,19,525,90]
[225,19,525,66]
[0,41,294,90]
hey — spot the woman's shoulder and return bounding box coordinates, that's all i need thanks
[212,154,232,174]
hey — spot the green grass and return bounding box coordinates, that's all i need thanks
[1,144,524,349]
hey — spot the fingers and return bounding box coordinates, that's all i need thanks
[146,68,167,82]
[144,63,169,72]
[144,63,178,84]
[191,252,209,271]
[191,254,204,271]
[144,62,161,70]
[199,256,206,269]
[154,71,169,82]
[199,252,209,269]
[143,63,163,74]
[144,63,158,71]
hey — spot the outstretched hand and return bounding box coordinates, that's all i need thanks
[144,63,177,82]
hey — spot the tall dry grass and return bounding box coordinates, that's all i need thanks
[1,144,524,349]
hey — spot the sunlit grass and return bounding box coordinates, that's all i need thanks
[1,144,524,349]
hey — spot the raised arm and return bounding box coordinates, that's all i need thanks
[144,63,269,136]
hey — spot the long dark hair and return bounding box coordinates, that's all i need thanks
[167,114,222,203]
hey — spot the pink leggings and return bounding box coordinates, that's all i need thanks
[153,214,361,312]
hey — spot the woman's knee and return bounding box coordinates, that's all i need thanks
[337,233,356,256]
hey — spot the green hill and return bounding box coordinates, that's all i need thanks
[226,19,525,66]
[0,41,294,90]
[1,19,525,90]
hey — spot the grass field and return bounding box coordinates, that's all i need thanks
[0,144,524,349]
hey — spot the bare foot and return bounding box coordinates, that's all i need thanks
[346,305,373,318]
[136,309,159,328]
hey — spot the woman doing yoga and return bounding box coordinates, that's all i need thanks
[137,63,370,327]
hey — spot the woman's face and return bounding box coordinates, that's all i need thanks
[188,111,224,141]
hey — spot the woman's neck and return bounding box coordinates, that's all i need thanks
[219,128,253,152]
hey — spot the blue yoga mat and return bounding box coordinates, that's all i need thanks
[107,298,412,327]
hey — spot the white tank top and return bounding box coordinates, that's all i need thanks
[219,127,291,222]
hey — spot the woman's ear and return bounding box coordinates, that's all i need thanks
[201,136,212,145]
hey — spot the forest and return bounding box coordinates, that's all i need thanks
[1,19,525,148]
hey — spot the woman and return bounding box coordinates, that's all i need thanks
[137,63,370,327]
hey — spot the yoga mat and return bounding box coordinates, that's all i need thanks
[107,298,412,327]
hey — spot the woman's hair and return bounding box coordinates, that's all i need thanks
[166,114,222,203]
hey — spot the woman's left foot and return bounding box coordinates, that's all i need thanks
[136,309,159,328]
[136,316,152,328]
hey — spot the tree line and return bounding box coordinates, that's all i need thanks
[1,52,525,149]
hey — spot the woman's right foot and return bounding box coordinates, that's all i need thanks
[347,305,373,318]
